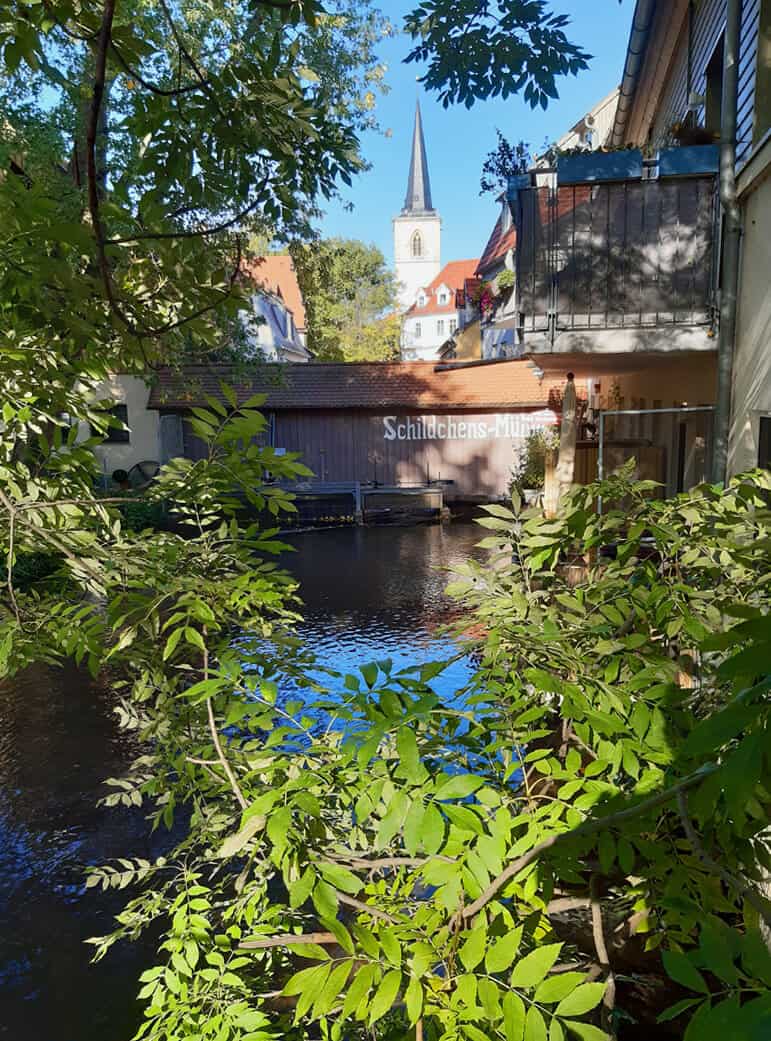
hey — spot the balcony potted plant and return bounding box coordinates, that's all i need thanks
[556,146,643,185]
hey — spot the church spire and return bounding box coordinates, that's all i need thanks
[402,100,434,214]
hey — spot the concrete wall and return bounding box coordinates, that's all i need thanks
[393,214,441,311]
[78,374,159,481]
[729,140,771,474]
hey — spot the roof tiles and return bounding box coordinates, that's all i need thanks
[149,359,562,412]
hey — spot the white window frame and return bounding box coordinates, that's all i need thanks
[414,321,422,339]
[436,319,445,336]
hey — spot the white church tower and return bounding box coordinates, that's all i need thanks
[393,101,441,312]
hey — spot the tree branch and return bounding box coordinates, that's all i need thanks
[677,790,771,929]
[239,931,338,950]
[204,644,247,811]
[459,767,718,924]
[590,876,616,1037]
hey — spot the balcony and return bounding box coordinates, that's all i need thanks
[503,149,720,359]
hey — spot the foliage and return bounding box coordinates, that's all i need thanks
[5,385,771,1041]
[5,4,771,1041]
[496,269,515,291]
[510,427,559,496]
[118,497,168,533]
[404,0,590,109]
[291,237,398,360]
[480,132,532,195]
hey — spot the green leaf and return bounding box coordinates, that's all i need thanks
[421,803,445,854]
[396,727,422,783]
[434,774,484,800]
[524,1006,548,1041]
[486,932,522,974]
[163,627,183,660]
[503,991,526,1041]
[555,983,606,1017]
[283,961,330,997]
[563,1023,609,1041]
[533,972,586,1004]
[511,944,563,988]
[459,920,487,971]
[312,881,339,920]
[657,998,701,1023]
[662,951,709,994]
[317,862,362,895]
[361,662,378,688]
[403,799,426,856]
[368,969,401,1025]
[405,976,423,1024]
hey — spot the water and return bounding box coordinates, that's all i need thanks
[0,521,484,1040]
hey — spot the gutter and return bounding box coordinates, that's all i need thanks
[711,0,743,484]
[610,0,657,147]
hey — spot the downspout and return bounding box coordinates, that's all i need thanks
[711,0,743,484]
[611,0,657,147]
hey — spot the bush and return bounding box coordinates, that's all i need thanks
[510,426,559,497]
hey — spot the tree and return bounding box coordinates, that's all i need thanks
[480,131,532,195]
[404,0,590,109]
[15,4,767,1041]
[291,237,399,360]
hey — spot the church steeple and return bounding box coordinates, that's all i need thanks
[402,101,434,214]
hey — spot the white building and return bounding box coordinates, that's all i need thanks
[393,102,441,312]
[401,260,479,362]
[244,254,311,363]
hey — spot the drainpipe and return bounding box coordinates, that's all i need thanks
[711,0,743,485]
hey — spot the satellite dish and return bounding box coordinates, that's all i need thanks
[584,113,596,129]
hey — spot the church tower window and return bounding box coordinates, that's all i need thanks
[411,231,423,258]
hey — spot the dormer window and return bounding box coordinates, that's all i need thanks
[438,289,449,305]
[411,231,423,258]
[417,291,427,307]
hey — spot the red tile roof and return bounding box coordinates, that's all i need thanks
[148,359,562,412]
[476,215,516,277]
[243,255,306,331]
[406,259,479,317]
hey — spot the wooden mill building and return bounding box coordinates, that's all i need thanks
[148,359,563,502]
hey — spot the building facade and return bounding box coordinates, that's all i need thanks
[606,0,770,477]
[401,260,479,362]
[393,103,442,312]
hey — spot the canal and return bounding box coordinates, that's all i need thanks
[0,521,484,1040]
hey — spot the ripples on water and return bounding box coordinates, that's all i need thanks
[0,521,485,1040]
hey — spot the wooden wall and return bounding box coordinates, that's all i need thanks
[642,0,763,167]
[269,409,555,501]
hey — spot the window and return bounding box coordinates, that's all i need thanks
[705,35,725,137]
[438,290,448,305]
[91,403,130,443]
[414,322,422,339]
[411,231,423,258]
[436,320,445,336]
[418,292,427,307]
[449,318,457,334]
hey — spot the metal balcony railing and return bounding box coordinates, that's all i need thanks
[511,174,719,343]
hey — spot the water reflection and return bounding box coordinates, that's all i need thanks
[0,521,484,1040]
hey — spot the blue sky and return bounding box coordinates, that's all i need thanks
[318,1,635,268]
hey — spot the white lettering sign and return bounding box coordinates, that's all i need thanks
[382,411,557,442]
